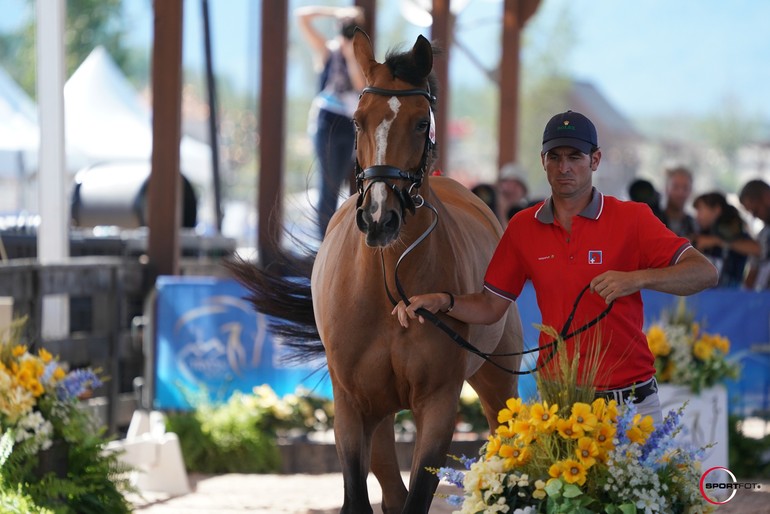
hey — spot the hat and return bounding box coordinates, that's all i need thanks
[542,110,598,154]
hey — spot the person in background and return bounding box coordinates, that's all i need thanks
[628,178,666,224]
[471,183,498,219]
[497,163,530,223]
[393,110,718,426]
[662,166,697,239]
[739,179,770,290]
[692,192,758,287]
[296,5,366,239]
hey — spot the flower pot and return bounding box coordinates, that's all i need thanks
[658,384,728,470]
[35,439,69,479]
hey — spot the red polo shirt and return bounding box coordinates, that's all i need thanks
[484,189,692,389]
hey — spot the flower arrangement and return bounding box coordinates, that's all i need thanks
[434,326,713,514]
[0,319,132,513]
[645,298,739,394]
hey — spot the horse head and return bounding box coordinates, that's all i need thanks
[351,30,438,247]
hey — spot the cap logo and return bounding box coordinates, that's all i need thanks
[563,121,570,126]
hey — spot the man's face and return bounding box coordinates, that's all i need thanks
[541,146,600,200]
[666,173,692,209]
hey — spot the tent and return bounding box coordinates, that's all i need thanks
[64,46,214,191]
[0,66,38,178]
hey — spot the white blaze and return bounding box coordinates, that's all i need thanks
[370,96,401,223]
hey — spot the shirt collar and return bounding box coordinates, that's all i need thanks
[535,187,604,224]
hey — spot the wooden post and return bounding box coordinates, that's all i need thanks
[497,0,541,176]
[431,0,451,173]
[148,0,184,279]
[257,1,288,268]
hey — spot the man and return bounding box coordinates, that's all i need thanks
[739,179,770,290]
[662,166,697,238]
[393,111,718,425]
[497,162,530,222]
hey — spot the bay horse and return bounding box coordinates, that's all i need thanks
[230,30,522,514]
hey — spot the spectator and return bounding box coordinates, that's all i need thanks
[738,179,770,290]
[296,5,366,238]
[628,178,665,223]
[471,183,498,218]
[692,192,758,287]
[662,166,697,238]
[497,163,530,222]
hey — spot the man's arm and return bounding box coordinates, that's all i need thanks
[590,246,719,304]
[392,288,511,328]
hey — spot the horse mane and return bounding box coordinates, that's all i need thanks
[383,43,441,103]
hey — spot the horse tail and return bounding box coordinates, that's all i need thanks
[225,251,325,364]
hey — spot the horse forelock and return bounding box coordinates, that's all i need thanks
[382,48,439,103]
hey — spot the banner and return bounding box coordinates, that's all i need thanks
[153,276,332,410]
[516,283,770,417]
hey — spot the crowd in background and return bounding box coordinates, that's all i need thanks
[471,164,770,291]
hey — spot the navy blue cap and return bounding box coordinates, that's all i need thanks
[542,110,598,154]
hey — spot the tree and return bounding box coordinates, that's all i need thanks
[0,0,133,97]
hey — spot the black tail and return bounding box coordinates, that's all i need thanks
[225,250,326,364]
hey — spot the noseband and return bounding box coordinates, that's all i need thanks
[355,85,437,217]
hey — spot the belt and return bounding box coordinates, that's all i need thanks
[594,377,658,405]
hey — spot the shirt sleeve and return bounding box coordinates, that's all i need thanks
[483,218,527,301]
[635,203,692,268]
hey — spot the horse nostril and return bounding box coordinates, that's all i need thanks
[383,210,401,232]
[356,208,369,232]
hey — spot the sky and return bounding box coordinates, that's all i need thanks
[2,0,770,122]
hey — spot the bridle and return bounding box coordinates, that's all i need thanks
[354,84,437,219]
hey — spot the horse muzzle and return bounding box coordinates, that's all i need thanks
[356,205,402,247]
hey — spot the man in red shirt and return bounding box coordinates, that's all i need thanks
[392,111,718,425]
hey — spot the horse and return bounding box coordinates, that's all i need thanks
[229,30,523,514]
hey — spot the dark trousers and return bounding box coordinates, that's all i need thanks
[313,109,355,238]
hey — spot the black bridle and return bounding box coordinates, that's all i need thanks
[354,84,437,218]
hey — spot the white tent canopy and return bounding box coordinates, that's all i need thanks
[64,46,214,189]
[0,66,39,178]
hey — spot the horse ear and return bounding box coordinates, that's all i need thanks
[352,28,378,81]
[412,34,433,79]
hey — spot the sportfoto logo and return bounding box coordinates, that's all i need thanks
[699,466,762,504]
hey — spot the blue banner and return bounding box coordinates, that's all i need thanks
[515,282,770,416]
[153,276,332,410]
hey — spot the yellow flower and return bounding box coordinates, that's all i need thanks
[485,436,502,459]
[693,339,714,361]
[713,334,730,354]
[575,436,599,468]
[548,462,562,479]
[593,422,616,449]
[11,345,27,358]
[570,402,598,433]
[512,418,537,445]
[532,479,547,500]
[497,397,525,424]
[556,417,584,439]
[646,325,671,356]
[495,422,514,438]
[53,366,66,381]
[530,401,559,433]
[626,414,655,444]
[591,398,619,423]
[499,442,531,467]
[38,348,53,364]
[560,459,588,486]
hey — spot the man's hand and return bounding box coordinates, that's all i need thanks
[391,293,450,328]
[590,271,641,304]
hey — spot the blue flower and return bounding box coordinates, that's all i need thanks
[56,368,102,401]
[437,466,466,488]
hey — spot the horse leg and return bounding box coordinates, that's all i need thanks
[333,394,375,514]
[370,415,407,514]
[402,390,461,513]
[468,317,522,429]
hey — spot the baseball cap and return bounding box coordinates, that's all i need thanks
[541,110,598,155]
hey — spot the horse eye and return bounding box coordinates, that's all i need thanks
[352,119,361,131]
[416,120,430,132]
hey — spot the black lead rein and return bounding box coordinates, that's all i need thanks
[380,204,614,375]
